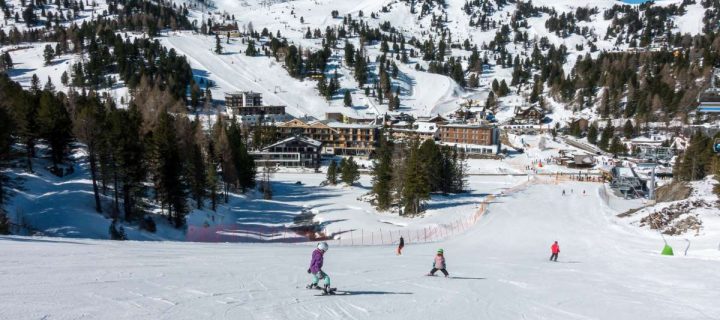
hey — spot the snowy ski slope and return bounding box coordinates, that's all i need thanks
[2,181,719,320]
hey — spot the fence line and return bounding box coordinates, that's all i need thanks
[325,176,543,247]
[187,175,582,245]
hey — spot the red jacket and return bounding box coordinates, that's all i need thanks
[551,243,560,254]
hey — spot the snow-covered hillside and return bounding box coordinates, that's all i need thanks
[3,0,711,122]
[2,181,719,320]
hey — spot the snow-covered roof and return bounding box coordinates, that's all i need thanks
[225,91,262,97]
[415,121,439,133]
[263,135,322,150]
[440,123,495,129]
[326,122,380,129]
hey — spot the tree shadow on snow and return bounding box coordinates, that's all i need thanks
[0,236,92,245]
[6,68,35,78]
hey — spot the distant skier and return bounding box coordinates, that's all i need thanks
[397,236,405,255]
[307,242,333,294]
[550,241,560,262]
[562,190,566,196]
[427,249,449,277]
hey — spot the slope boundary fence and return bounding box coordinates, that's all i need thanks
[187,176,584,244]
[325,176,545,247]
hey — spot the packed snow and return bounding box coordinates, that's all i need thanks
[2,180,719,320]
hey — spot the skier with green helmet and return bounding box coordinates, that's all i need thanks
[427,248,449,277]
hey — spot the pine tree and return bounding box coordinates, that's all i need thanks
[598,124,614,151]
[468,74,479,88]
[674,132,715,181]
[341,156,359,185]
[338,157,346,179]
[227,122,255,192]
[245,40,257,56]
[344,41,355,66]
[188,139,207,209]
[498,80,510,96]
[354,50,367,86]
[0,52,12,71]
[587,123,598,145]
[30,74,40,93]
[609,136,627,155]
[326,159,338,185]
[13,89,38,172]
[213,118,235,202]
[317,75,328,98]
[73,93,106,213]
[452,148,468,193]
[43,76,55,92]
[215,34,223,54]
[37,90,72,170]
[623,120,634,139]
[401,139,429,215]
[418,139,442,192]
[485,91,497,109]
[107,106,146,221]
[393,87,401,110]
[152,111,187,227]
[372,131,393,210]
[206,138,220,211]
[343,90,352,107]
[43,44,54,65]
[0,107,13,234]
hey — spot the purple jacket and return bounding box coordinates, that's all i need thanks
[309,248,324,273]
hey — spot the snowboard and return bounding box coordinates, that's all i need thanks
[316,288,350,296]
[307,285,339,295]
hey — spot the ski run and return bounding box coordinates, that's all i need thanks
[2,178,720,320]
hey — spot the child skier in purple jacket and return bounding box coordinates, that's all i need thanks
[307,242,332,294]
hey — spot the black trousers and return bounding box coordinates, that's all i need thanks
[550,253,558,261]
[430,268,449,276]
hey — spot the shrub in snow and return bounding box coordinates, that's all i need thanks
[109,220,127,240]
[140,216,157,233]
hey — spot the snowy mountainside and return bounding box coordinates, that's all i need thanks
[2,0,712,122]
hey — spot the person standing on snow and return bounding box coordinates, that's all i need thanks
[427,249,449,277]
[550,241,560,262]
[307,242,332,294]
[397,236,405,255]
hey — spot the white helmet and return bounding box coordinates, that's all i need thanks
[317,242,329,252]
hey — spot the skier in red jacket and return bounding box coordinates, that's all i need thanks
[550,241,560,262]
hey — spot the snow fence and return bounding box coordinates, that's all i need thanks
[187,176,603,244]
